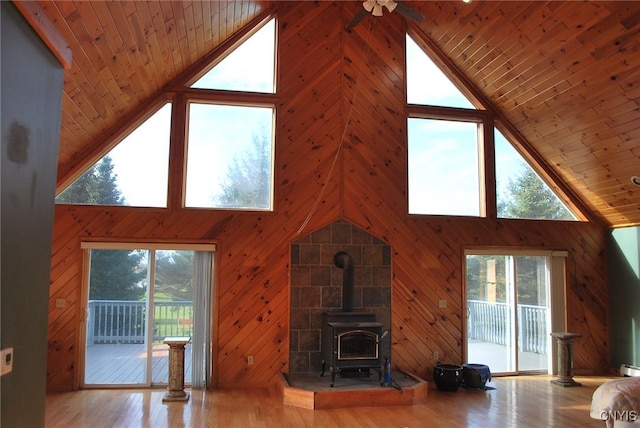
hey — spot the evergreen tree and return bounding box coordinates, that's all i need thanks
[56,155,125,205]
[498,166,574,220]
[89,249,146,301]
[58,155,143,300]
[215,132,271,208]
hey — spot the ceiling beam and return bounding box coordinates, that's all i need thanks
[13,0,73,70]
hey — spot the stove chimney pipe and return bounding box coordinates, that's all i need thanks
[334,251,355,312]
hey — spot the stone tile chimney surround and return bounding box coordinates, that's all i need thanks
[289,221,391,374]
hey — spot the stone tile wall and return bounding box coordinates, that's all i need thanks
[289,221,391,374]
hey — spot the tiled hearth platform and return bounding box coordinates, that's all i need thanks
[277,369,428,409]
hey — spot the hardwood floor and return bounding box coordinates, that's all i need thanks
[45,375,613,427]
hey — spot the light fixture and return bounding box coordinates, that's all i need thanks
[379,0,397,12]
[631,176,640,186]
[362,0,398,16]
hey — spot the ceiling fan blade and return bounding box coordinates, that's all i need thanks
[346,7,368,30]
[395,2,424,23]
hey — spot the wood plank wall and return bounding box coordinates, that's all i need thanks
[46,1,609,392]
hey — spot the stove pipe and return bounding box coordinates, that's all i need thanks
[334,251,355,312]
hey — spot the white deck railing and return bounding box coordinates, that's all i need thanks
[88,299,546,354]
[87,300,193,344]
[467,300,548,354]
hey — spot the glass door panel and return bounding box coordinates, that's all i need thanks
[466,255,516,373]
[84,249,149,385]
[152,250,194,384]
[515,256,549,372]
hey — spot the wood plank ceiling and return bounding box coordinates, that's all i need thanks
[23,0,640,228]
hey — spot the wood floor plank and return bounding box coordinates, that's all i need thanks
[45,375,617,427]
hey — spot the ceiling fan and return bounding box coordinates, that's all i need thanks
[346,0,424,30]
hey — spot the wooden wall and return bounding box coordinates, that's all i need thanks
[46,1,609,391]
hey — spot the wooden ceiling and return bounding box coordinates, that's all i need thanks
[16,1,640,228]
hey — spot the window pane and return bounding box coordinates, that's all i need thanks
[191,19,275,93]
[495,130,577,220]
[408,118,481,216]
[406,35,474,109]
[56,104,171,207]
[85,249,148,385]
[185,103,274,210]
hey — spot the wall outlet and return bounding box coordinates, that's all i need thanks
[433,351,439,360]
[1,348,13,376]
[247,355,254,365]
[56,298,66,308]
[438,299,447,308]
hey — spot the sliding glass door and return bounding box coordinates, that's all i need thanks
[466,252,551,374]
[82,243,213,388]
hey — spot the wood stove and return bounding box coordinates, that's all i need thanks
[321,312,384,387]
[320,252,387,387]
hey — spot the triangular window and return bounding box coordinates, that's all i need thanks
[191,19,275,93]
[406,35,474,109]
[56,104,171,207]
[495,129,577,220]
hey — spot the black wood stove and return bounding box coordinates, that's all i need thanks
[320,252,387,387]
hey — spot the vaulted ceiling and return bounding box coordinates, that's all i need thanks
[17,1,640,228]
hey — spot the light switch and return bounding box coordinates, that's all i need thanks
[1,348,13,376]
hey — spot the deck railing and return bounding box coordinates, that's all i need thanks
[89,299,546,353]
[87,300,194,344]
[467,300,548,354]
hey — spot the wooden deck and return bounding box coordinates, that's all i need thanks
[468,340,548,373]
[85,343,192,386]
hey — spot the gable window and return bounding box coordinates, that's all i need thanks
[406,35,474,109]
[495,130,577,221]
[184,103,274,210]
[184,18,277,211]
[56,17,278,212]
[191,19,276,93]
[406,33,581,221]
[406,33,483,217]
[56,104,172,207]
[408,118,482,216]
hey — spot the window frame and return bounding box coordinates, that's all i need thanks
[407,105,495,218]
[182,97,277,211]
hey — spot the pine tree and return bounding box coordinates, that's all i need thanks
[89,249,146,301]
[56,155,125,205]
[57,156,142,300]
[498,166,574,220]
